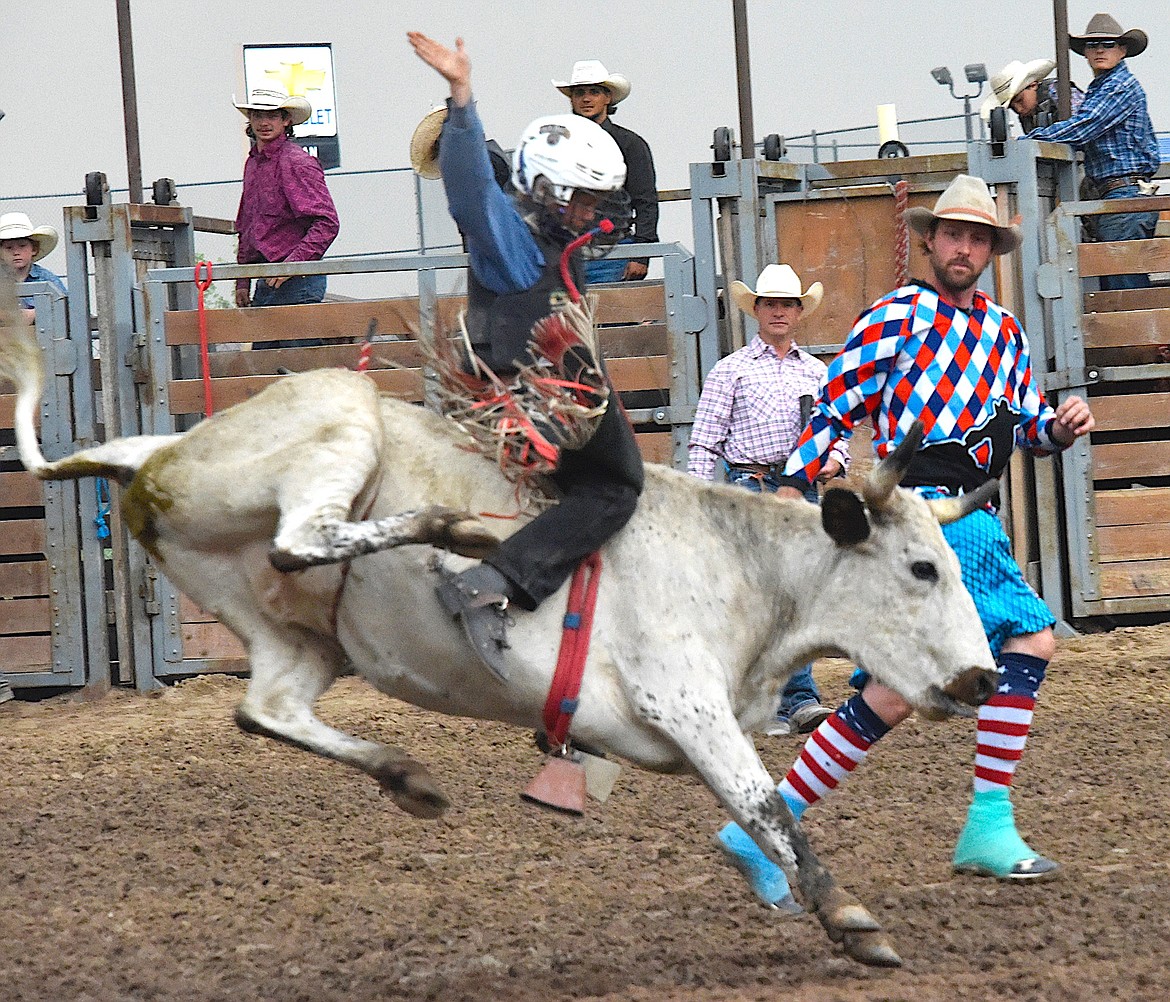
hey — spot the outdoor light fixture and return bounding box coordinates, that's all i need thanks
[930,64,987,143]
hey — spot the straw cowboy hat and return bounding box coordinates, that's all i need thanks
[232,86,312,127]
[0,212,59,260]
[905,174,1021,255]
[553,60,632,107]
[409,106,447,180]
[730,264,823,317]
[980,58,1055,121]
[1069,13,1147,57]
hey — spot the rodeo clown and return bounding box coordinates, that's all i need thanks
[716,175,1096,909]
[407,31,644,679]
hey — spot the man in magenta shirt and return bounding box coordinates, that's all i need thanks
[233,87,339,339]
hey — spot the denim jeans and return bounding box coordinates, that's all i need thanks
[251,273,329,348]
[725,466,822,716]
[1096,185,1158,292]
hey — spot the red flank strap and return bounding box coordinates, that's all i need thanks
[542,551,602,748]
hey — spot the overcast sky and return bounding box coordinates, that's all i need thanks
[2,1,1165,293]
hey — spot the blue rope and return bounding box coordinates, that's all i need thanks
[94,478,111,540]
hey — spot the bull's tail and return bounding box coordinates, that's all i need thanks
[1,271,49,473]
[0,271,176,484]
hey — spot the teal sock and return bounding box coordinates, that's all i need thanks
[953,788,1037,876]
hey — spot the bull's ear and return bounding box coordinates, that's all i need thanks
[821,487,871,546]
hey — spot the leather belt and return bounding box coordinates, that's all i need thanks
[728,462,784,477]
[1095,175,1150,197]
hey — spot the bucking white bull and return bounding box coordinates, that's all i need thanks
[0,277,999,968]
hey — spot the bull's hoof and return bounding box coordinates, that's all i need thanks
[374,755,450,820]
[842,929,903,968]
[815,886,883,934]
[428,509,498,560]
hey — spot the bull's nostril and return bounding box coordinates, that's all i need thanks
[976,671,997,704]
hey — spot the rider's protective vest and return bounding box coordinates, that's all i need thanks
[466,232,584,376]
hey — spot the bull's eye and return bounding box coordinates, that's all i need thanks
[910,560,939,582]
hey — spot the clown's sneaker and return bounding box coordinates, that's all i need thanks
[715,822,803,914]
[953,788,1060,880]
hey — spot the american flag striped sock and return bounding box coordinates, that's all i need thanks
[779,711,876,813]
[973,693,1035,792]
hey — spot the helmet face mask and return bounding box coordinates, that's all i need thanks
[513,115,631,252]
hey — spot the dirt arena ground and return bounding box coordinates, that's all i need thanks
[2,622,1167,1002]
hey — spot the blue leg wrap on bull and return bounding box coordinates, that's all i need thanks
[716,793,807,914]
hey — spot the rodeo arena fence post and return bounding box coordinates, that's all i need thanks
[2,135,1169,694]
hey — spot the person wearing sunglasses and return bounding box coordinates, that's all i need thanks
[554,61,659,284]
[980,58,1085,135]
[1027,13,1159,291]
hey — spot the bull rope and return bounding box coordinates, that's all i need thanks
[542,551,602,749]
[893,180,910,289]
[193,261,215,417]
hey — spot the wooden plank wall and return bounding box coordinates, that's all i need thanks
[1080,263,1170,606]
[159,283,676,671]
[0,423,53,676]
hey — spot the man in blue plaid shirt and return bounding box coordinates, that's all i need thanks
[1028,13,1159,291]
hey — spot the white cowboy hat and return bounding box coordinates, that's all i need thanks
[553,60,632,107]
[979,58,1055,121]
[410,106,447,180]
[905,174,1022,255]
[1069,13,1147,57]
[0,212,59,260]
[729,264,824,317]
[232,86,312,127]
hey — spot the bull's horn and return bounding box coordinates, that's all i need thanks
[863,421,924,510]
[928,478,1001,526]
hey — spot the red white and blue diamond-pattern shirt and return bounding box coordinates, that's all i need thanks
[782,283,1061,493]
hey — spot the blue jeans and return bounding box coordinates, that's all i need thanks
[725,466,822,716]
[251,273,329,348]
[1096,185,1158,292]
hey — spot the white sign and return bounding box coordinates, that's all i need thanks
[242,43,338,139]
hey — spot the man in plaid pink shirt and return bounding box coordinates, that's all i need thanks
[688,264,848,747]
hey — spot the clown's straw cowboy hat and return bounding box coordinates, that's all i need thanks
[730,264,823,317]
[980,58,1055,121]
[0,212,59,260]
[409,106,447,180]
[232,86,312,127]
[1069,13,1147,57]
[552,60,632,107]
[905,174,1021,255]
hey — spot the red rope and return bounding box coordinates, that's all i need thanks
[194,261,215,417]
[542,551,602,748]
[559,219,615,304]
[893,180,910,289]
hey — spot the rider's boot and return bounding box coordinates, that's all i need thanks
[437,563,514,681]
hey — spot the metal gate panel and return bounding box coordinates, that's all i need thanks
[1044,192,1170,618]
[0,284,106,693]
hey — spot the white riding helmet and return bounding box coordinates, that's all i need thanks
[512,114,627,205]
